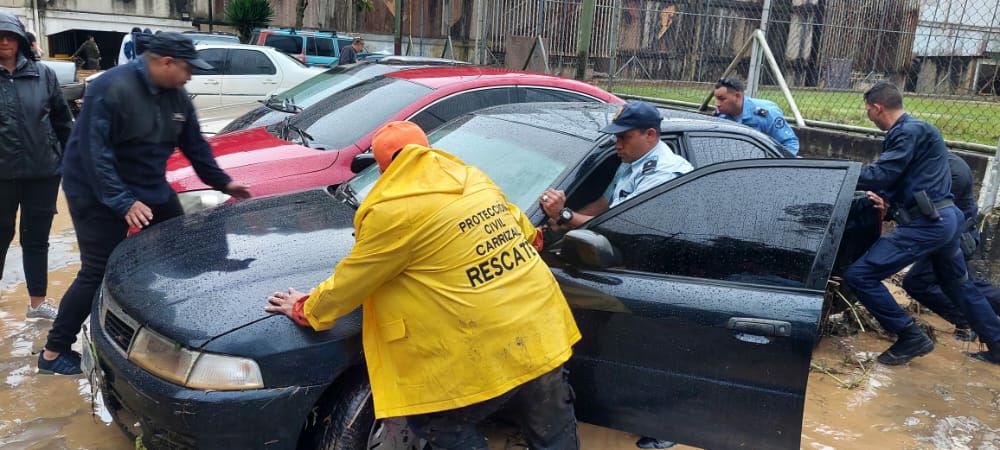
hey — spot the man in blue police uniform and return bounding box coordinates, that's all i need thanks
[539,101,693,230]
[902,153,1000,341]
[843,81,1000,365]
[38,33,252,375]
[713,77,799,155]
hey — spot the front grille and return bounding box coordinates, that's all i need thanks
[104,310,136,352]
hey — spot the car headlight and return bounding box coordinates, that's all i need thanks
[177,190,232,214]
[128,327,264,390]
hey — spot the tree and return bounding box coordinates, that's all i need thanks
[295,0,308,29]
[225,0,275,43]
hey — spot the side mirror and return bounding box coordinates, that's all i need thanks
[351,153,376,173]
[556,229,621,269]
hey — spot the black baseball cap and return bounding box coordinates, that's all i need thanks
[146,32,213,70]
[599,101,663,134]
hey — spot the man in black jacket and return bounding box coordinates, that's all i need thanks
[0,12,74,320]
[902,154,1000,340]
[38,32,251,375]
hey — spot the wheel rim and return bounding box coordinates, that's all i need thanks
[367,417,428,450]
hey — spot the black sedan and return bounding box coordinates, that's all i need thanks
[86,103,873,449]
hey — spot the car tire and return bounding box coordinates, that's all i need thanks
[303,369,427,450]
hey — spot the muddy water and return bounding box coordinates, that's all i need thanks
[1,195,998,449]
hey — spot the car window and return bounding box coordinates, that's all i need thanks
[228,49,277,75]
[285,76,432,149]
[194,48,227,75]
[686,135,768,167]
[250,31,261,45]
[346,115,592,209]
[264,34,303,54]
[410,88,517,131]
[307,37,335,57]
[522,87,597,103]
[589,166,847,288]
[275,64,399,107]
[275,51,309,68]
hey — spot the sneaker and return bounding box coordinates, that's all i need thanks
[953,327,977,342]
[636,437,675,449]
[26,300,58,320]
[966,342,1000,365]
[37,350,83,375]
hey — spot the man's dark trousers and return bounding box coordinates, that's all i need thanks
[45,194,182,354]
[903,258,1000,326]
[406,365,579,450]
[844,206,1000,345]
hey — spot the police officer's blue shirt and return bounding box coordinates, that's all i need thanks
[62,57,231,217]
[718,96,799,155]
[603,141,694,208]
[857,114,953,211]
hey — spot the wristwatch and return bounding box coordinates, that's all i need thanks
[557,207,574,225]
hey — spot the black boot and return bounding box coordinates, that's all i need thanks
[877,322,934,365]
[966,341,1000,364]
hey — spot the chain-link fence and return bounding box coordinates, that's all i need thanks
[481,0,1000,146]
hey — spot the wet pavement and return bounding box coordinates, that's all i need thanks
[1,194,999,449]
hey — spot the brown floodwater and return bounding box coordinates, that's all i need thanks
[1,194,998,449]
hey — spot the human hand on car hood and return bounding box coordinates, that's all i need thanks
[225,181,253,199]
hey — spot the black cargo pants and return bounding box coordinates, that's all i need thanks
[406,365,579,450]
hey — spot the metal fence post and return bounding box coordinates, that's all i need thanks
[474,0,487,65]
[982,138,1000,216]
[575,0,598,81]
[536,0,546,37]
[746,0,772,97]
[606,0,622,91]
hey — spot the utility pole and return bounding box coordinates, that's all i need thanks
[394,0,403,55]
[575,0,597,80]
[208,0,214,33]
[747,0,772,96]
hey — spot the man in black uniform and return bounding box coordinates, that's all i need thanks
[843,81,1000,365]
[339,37,363,65]
[38,33,251,375]
[902,153,1000,340]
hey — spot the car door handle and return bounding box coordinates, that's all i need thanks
[204,80,220,85]
[262,79,278,85]
[726,318,791,337]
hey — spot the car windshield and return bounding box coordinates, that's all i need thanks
[272,64,401,109]
[343,115,592,210]
[277,76,431,149]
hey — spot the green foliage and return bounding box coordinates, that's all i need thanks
[225,0,275,43]
[355,0,374,11]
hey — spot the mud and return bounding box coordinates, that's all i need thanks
[1,194,998,449]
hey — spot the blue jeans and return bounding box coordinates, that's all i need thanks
[844,206,1000,344]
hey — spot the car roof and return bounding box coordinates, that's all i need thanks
[385,66,582,89]
[194,43,281,51]
[469,102,780,144]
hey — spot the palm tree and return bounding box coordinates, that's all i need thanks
[225,0,275,43]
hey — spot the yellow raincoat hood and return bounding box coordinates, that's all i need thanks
[302,145,580,418]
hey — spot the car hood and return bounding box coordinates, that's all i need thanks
[104,189,358,348]
[198,102,261,135]
[167,128,338,192]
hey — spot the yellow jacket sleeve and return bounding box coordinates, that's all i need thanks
[507,201,537,245]
[302,204,412,330]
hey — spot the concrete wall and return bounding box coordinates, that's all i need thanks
[795,125,1000,284]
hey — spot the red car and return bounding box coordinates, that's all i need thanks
[167,67,622,212]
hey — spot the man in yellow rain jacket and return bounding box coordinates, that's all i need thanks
[266,121,581,449]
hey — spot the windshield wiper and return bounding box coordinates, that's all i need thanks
[278,117,313,147]
[262,95,303,113]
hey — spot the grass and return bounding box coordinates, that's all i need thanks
[613,82,1000,146]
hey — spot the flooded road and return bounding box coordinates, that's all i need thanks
[1,194,999,449]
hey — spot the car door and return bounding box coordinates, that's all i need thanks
[409,87,519,131]
[187,48,227,109]
[220,48,281,105]
[546,159,861,449]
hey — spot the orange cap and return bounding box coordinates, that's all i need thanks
[372,121,429,172]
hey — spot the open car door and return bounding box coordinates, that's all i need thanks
[545,159,861,449]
